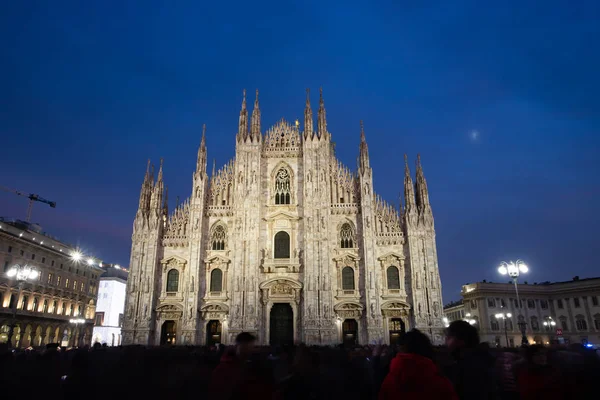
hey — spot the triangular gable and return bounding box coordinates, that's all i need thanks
[204,254,231,264]
[377,251,404,262]
[160,255,188,265]
[263,210,301,221]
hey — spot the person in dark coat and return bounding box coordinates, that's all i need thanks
[444,320,497,400]
[379,329,458,400]
[210,332,273,400]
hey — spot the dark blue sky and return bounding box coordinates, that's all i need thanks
[1,1,598,302]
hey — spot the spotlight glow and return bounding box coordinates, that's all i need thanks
[71,251,82,262]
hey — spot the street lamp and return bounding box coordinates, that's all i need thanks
[70,318,86,347]
[464,313,477,325]
[5,264,39,347]
[495,312,513,347]
[498,260,529,345]
[543,316,556,343]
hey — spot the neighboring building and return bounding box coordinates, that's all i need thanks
[443,299,465,323]
[444,277,600,347]
[0,218,103,347]
[123,89,446,346]
[92,264,128,346]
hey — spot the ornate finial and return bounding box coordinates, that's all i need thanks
[404,154,408,165]
[360,120,365,140]
[255,89,259,103]
[202,124,206,142]
[242,89,247,109]
[146,159,151,175]
[319,87,323,102]
[416,153,421,168]
[212,159,216,177]
[306,88,310,104]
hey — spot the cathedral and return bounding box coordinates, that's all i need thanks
[122,89,445,347]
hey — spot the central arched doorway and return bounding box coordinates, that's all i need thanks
[160,320,177,345]
[342,319,358,347]
[206,320,222,346]
[270,303,293,346]
[389,318,406,345]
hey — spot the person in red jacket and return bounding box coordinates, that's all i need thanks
[379,329,458,400]
[517,345,566,400]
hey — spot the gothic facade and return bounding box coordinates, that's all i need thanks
[122,89,445,346]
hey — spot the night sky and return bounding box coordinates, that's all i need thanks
[1,1,598,302]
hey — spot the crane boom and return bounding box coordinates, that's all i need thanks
[0,185,57,222]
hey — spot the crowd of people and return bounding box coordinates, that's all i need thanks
[1,321,599,400]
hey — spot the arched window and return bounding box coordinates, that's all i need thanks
[575,315,587,331]
[559,316,568,331]
[166,269,179,292]
[342,267,355,290]
[42,299,48,313]
[340,223,354,248]
[274,231,290,258]
[32,297,39,312]
[506,318,514,331]
[274,168,291,204]
[387,266,400,290]
[210,269,223,292]
[211,225,226,250]
[530,316,539,331]
[490,318,500,331]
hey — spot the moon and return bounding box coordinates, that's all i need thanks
[470,130,479,140]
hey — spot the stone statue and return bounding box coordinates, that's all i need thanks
[190,276,195,292]
[370,303,376,318]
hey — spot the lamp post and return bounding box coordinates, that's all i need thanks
[543,316,556,344]
[495,312,512,347]
[5,264,39,348]
[70,318,86,347]
[463,313,477,326]
[498,260,529,345]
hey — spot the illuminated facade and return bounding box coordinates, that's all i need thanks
[123,89,445,346]
[92,264,128,346]
[0,219,102,347]
[445,277,600,347]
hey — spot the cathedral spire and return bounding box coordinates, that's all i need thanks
[162,186,169,223]
[196,124,207,176]
[137,159,152,214]
[237,89,248,142]
[358,120,370,174]
[404,154,417,216]
[250,89,261,142]
[211,159,216,178]
[317,87,327,139]
[415,154,432,216]
[304,88,314,140]
[151,158,164,214]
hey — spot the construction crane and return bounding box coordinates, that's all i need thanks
[0,185,56,222]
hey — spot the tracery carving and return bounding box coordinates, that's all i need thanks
[263,119,301,156]
[209,159,234,206]
[210,224,227,250]
[274,168,291,205]
[330,160,358,204]
[163,199,190,247]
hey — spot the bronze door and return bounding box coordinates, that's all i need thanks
[270,303,294,345]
